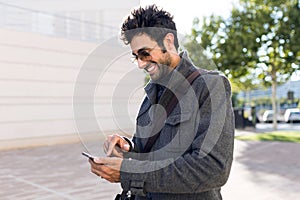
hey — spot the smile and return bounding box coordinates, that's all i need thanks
[146,65,155,72]
[145,63,158,74]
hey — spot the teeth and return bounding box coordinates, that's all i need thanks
[147,66,155,72]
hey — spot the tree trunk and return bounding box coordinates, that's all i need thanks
[271,72,277,130]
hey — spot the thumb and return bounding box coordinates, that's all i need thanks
[122,143,130,152]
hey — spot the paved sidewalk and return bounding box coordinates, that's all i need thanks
[1,132,300,199]
[222,139,300,199]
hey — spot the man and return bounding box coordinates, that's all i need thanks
[88,5,234,200]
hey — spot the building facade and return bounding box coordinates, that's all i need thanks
[239,79,300,100]
[0,0,142,149]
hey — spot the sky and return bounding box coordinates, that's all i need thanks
[140,0,239,34]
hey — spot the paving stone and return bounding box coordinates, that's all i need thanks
[1,132,300,200]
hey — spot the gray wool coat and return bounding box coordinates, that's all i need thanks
[120,52,235,200]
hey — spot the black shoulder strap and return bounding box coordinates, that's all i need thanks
[142,69,201,153]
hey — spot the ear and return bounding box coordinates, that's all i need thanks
[163,33,175,51]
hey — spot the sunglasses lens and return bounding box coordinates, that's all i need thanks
[138,50,151,62]
[131,47,155,64]
[139,50,150,59]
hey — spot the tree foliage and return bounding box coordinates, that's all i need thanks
[184,0,300,129]
[185,0,299,86]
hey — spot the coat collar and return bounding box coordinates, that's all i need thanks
[144,51,197,102]
[137,52,197,118]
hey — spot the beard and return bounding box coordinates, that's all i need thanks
[150,52,173,82]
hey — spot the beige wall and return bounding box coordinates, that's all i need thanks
[0,28,144,150]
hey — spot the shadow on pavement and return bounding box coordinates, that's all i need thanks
[223,139,300,199]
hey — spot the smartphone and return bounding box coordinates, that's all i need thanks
[82,152,95,161]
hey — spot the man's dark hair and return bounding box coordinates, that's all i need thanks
[121,5,179,50]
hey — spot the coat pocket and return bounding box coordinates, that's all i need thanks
[158,112,194,154]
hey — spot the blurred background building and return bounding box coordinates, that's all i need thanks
[238,80,300,101]
[0,0,142,149]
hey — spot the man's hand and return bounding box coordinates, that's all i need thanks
[89,157,123,183]
[103,134,130,157]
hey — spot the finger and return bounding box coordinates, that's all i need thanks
[89,157,121,182]
[110,148,123,158]
[121,142,130,152]
[91,157,105,165]
[91,165,110,181]
[89,159,111,178]
[103,135,113,154]
[106,135,122,156]
[104,135,117,156]
[103,140,110,154]
[93,165,115,182]
[89,158,108,175]
[110,136,131,154]
[95,157,122,171]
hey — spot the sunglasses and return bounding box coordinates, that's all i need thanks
[131,46,157,64]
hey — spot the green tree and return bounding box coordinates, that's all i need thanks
[184,0,300,130]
